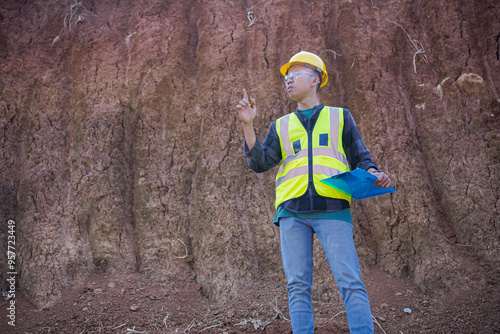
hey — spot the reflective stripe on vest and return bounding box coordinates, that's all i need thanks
[274,106,351,208]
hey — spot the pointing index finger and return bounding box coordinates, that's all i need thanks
[242,88,249,100]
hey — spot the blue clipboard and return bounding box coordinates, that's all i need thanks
[320,168,396,200]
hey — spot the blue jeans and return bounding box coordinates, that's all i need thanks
[280,217,374,334]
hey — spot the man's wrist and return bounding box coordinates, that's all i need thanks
[367,167,381,173]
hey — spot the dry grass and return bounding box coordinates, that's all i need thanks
[385,19,428,74]
[50,0,98,47]
[246,8,257,27]
[331,309,346,320]
[325,49,343,60]
[125,327,147,333]
[330,310,388,333]
[174,238,189,259]
[372,314,388,334]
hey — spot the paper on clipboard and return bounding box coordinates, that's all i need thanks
[320,168,396,200]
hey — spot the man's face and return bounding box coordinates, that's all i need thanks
[284,64,319,101]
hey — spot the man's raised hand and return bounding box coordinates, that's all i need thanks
[236,88,256,125]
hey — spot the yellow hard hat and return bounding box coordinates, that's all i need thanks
[280,51,328,87]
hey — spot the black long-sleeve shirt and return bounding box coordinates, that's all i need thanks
[244,104,378,213]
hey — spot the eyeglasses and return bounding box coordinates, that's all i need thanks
[284,70,315,82]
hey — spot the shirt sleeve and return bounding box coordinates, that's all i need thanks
[342,109,378,171]
[244,121,282,173]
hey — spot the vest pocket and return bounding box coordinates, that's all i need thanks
[319,133,329,146]
[292,139,301,154]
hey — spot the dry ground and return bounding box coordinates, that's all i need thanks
[1,266,499,333]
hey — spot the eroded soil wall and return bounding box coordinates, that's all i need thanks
[0,0,498,308]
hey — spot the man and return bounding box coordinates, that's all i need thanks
[235,51,391,334]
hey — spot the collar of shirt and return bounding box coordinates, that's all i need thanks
[294,104,324,128]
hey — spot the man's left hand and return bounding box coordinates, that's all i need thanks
[369,169,392,189]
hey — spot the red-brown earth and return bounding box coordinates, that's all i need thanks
[0,0,499,333]
[1,267,499,333]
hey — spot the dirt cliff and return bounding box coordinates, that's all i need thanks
[0,0,498,327]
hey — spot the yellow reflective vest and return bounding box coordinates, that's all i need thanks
[275,106,351,208]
